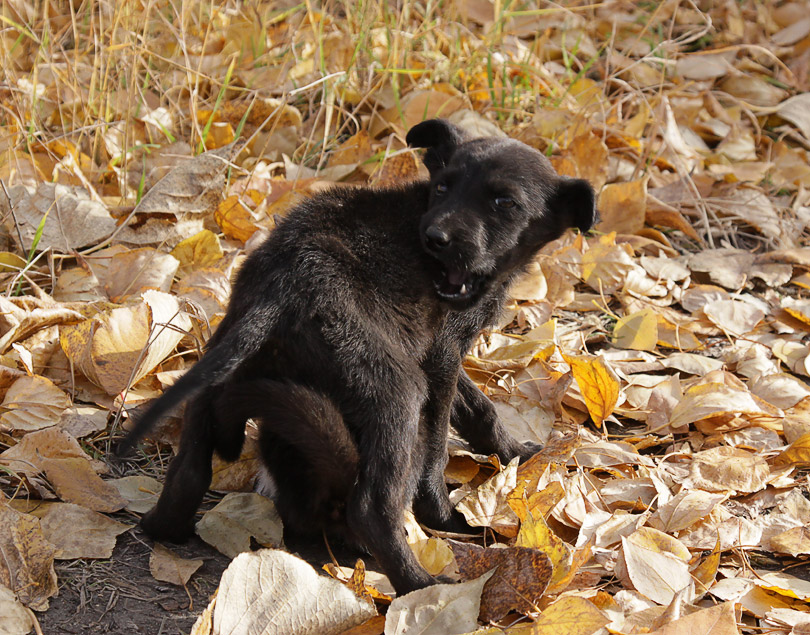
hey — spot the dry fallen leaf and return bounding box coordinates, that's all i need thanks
[617,528,693,606]
[448,540,553,622]
[195,492,283,558]
[150,543,203,586]
[211,549,376,635]
[528,595,610,635]
[563,354,620,427]
[0,584,34,635]
[0,501,58,611]
[384,571,493,635]
[60,290,192,395]
[13,501,131,559]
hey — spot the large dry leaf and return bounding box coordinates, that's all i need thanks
[617,528,693,606]
[687,249,754,290]
[132,142,244,218]
[777,93,810,140]
[150,543,203,586]
[448,540,553,622]
[103,247,180,302]
[0,502,58,611]
[196,493,283,558]
[170,229,224,271]
[212,549,376,635]
[773,432,810,468]
[0,428,125,511]
[0,583,34,635]
[684,446,771,494]
[60,290,192,395]
[596,178,647,235]
[702,299,765,337]
[41,456,127,512]
[384,571,493,635]
[16,501,131,559]
[529,596,610,635]
[668,382,781,429]
[515,511,571,593]
[0,296,83,355]
[0,183,116,253]
[648,490,726,533]
[648,602,738,635]
[613,308,658,351]
[0,374,70,434]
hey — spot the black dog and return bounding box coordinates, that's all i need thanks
[120,119,595,594]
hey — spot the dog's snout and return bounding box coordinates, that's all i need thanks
[424,225,451,251]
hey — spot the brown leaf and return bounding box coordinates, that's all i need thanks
[196,493,283,558]
[41,456,127,512]
[103,247,180,302]
[149,543,203,586]
[0,183,116,253]
[448,540,553,622]
[648,602,739,635]
[16,501,131,559]
[60,290,192,395]
[214,195,260,243]
[596,178,647,235]
[0,501,58,611]
[0,374,71,434]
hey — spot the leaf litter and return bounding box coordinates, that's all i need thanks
[1,0,810,633]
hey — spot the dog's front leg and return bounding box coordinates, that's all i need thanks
[413,347,472,534]
[140,391,218,542]
[453,372,541,462]
[344,393,437,595]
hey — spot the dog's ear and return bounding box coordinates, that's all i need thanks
[550,177,597,233]
[406,119,467,173]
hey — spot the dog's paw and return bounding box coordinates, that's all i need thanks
[140,509,195,543]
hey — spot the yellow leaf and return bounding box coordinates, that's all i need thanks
[0,252,26,273]
[596,177,648,235]
[214,196,259,243]
[563,354,619,427]
[170,229,224,271]
[516,511,571,593]
[613,308,658,351]
[692,538,721,595]
[773,432,810,467]
[529,596,609,635]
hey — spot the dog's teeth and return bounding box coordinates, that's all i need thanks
[460,284,467,295]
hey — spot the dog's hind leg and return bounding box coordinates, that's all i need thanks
[140,391,217,542]
[453,372,541,462]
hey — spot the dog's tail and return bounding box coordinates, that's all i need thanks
[116,309,272,455]
[216,379,358,484]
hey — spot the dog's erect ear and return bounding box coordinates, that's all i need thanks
[406,119,467,173]
[550,177,597,233]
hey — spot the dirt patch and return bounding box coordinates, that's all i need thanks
[35,531,229,635]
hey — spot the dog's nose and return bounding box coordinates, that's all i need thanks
[425,226,451,250]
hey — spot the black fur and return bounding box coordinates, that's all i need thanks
[120,119,595,594]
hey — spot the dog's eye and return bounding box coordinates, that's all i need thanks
[435,182,448,195]
[495,197,516,209]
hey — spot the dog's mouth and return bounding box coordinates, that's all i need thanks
[435,267,483,302]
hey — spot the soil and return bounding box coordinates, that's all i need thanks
[35,531,229,635]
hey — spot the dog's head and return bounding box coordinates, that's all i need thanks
[407,119,596,309]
